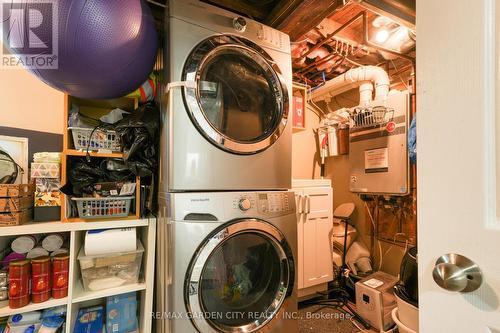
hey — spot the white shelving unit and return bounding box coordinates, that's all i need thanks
[0,217,156,333]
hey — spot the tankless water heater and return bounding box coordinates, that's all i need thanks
[349,91,410,195]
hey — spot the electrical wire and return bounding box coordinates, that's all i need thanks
[350,317,364,332]
[390,59,409,90]
[0,150,24,184]
[364,201,383,271]
[306,85,328,118]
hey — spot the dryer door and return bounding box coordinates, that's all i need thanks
[185,218,294,333]
[182,35,289,155]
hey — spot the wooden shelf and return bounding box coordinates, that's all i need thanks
[64,149,124,159]
[72,280,147,304]
[0,297,68,317]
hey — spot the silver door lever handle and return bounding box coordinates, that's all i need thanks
[432,253,483,292]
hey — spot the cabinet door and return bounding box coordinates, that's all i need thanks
[293,189,304,289]
[302,187,333,288]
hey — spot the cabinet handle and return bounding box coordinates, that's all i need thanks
[296,194,303,214]
[304,195,310,214]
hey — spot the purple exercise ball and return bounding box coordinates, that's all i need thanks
[7,0,158,99]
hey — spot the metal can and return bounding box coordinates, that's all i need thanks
[8,259,30,308]
[0,286,8,301]
[31,256,51,303]
[52,253,69,299]
[0,269,8,287]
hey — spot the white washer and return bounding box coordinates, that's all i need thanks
[156,191,298,333]
[161,0,293,191]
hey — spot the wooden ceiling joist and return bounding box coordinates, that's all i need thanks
[273,0,346,41]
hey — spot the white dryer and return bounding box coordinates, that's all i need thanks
[156,191,298,333]
[161,0,293,191]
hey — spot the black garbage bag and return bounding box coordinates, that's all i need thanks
[60,158,134,196]
[114,102,160,177]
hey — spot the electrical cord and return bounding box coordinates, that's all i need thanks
[364,201,383,271]
[390,59,409,90]
[0,150,24,184]
[85,122,116,162]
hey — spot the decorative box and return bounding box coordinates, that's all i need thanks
[35,178,61,192]
[34,191,61,207]
[30,163,60,179]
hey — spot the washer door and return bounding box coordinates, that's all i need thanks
[185,219,294,333]
[182,35,289,155]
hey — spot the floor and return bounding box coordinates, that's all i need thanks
[298,305,378,333]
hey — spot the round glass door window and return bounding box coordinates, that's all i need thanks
[182,35,289,154]
[185,219,294,333]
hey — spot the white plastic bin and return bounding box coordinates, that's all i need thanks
[395,292,419,332]
[392,308,417,333]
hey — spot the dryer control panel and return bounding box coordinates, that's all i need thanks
[257,192,290,213]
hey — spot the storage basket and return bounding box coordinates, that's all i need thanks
[69,127,121,151]
[350,106,394,128]
[72,196,134,219]
[78,240,144,291]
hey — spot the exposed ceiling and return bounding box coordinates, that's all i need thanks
[202,0,416,87]
[148,0,416,87]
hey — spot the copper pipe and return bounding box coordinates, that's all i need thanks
[297,39,356,74]
[297,53,338,74]
[295,11,365,63]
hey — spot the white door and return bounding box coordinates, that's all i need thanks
[418,0,500,331]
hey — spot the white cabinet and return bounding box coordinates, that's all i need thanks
[293,179,333,293]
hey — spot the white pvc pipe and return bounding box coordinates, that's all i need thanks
[311,65,390,105]
[359,82,374,106]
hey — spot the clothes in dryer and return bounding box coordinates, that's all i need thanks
[156,191,298,333]
[161,0,293,191]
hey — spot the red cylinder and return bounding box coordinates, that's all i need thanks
[31,256,51,303]
[8,259,30,308]
[51,253,69,299]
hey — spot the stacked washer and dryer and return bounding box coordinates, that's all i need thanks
[157,1,297,332]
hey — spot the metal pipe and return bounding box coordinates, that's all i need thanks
[297,53,339,74]
[295,11,365,63]
[296,39,356,74]
[355,0,415,28]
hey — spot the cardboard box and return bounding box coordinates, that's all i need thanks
[35,178,61,192]
[0,195,33,213]
[34,191,61,207]
[106,292,138,333]
[0,209,33,226]
[34,206,61,222]
[30,162,60,179]
[0,184,34,197]
[74,306,104,333]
